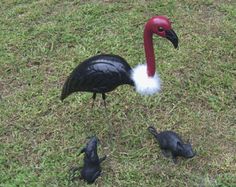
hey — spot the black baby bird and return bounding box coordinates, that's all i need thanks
[148,126,195,163]
[70,137,106,184]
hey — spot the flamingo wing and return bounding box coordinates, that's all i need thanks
[61,54,134,100]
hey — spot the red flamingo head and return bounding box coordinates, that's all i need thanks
[145,16,178,48]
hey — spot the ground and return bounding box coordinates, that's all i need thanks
[0,0,235,186]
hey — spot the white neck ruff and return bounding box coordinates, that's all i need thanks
[131,64,161,95]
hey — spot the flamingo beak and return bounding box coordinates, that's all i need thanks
[165,29,178,48]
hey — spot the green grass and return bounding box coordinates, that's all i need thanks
[0,0,235,186]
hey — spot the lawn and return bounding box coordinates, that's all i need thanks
[0,0,235,186]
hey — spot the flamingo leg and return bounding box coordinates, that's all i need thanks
[102,93,106,108]
[91,93,96,108]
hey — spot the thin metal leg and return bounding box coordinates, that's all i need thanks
[91,93,96,108]
[102,93,106,108]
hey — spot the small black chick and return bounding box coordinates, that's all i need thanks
[148,126,195,163]
[70,136,106,184]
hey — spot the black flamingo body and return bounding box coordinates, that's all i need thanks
[61,54,134,103]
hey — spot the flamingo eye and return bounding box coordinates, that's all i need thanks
[158,27,164,32]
